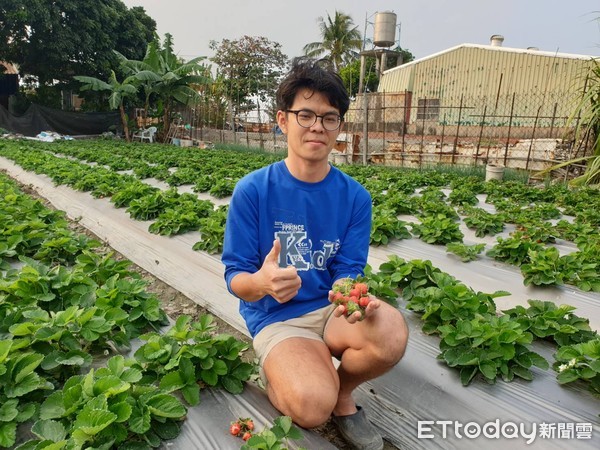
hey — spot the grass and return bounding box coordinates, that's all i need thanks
[417,163,530,183]
[214,142,287,158]
[214,142,532,184]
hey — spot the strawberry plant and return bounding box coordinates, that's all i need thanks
[560,249,600,292]
[241,416,305,450]
[503,300,598,347]
[209,178,237,198]
[126,190,172,221]
[553,219,595,243]
[461,206,505,237]
[519,246,600,291]
[438,315,549,385]
[166,167,199,186]
[520,247,564,286]
[486,232,544,266]
[193,205,228,254]
[449,177,485,195]
[419,186,446,202]
[418,199,460,220]
[553,338,600,395]
[575,207,600,227]
[513,221,557,244]
[90,177,131,199]
[448,188,479,206]
[74,250,138,284]
[370,206,412,246]
[72,170,123,194]
[361,263,399,305]
[380,191,419,215]
[135,315,254,397]
[110,181,158,208]
[193,174,215,193]
[133,163,170,180]
[149,208,203,235]
[32,230,100,266]
[26,355,187,449]
[406,273,504,335]
[376,256,443,301]
[411,214,464,245]
[0,237,18,271]
[445,242,486,262]
[0,346,50,448]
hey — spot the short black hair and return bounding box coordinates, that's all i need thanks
[276,57,350,118]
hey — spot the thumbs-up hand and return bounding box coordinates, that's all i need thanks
[257,239,301,303]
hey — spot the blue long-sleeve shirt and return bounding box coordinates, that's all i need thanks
[222,160,372,338]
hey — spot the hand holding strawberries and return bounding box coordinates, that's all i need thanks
[328,278,380,323]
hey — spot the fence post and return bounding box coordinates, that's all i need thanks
[525,105,542,171]
[439,113,446,164]
[200,100,205,140]
[362,93,369,165]
[452,94,464,164]
[419,98,426,168]
[382,91,386,158]
[475,105,487,166]
[549,102,558,139]
[503,93,516,166]
[401,90,408,167]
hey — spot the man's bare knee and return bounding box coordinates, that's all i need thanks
[268,382,337,428]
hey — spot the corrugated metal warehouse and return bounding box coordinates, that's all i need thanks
[377,35,596,127]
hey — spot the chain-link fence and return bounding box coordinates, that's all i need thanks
[163,88,594,175]
[341,90,593,173]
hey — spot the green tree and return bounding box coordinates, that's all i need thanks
[339,58,379,96]
[0,0,155,99]
[74,71,140,141]
[303,11,363,70]
[196,73,229,129]
[387,47,415,67]
[338,47,414,96]
[209,36,288,128]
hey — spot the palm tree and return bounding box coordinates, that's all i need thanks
[303,11,363,70]
[74,71,139,141]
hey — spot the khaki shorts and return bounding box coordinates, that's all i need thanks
[253,304,336,385]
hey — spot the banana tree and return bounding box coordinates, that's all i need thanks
[74,71,140,141]
[117,34,209,136]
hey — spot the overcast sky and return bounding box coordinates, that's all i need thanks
[121,0,599,62]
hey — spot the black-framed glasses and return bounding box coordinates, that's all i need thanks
[286,109,342,131]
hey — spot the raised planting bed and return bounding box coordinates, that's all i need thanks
[1,138,599,449]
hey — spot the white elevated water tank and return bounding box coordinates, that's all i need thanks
[373,11,397,48]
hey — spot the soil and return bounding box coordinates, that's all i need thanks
[11,175,397,450]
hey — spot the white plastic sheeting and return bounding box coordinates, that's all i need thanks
[1,155,598,450]
[159,384,337,449]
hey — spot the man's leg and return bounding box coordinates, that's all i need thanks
[262,337,340,428]
[324,301,408,416]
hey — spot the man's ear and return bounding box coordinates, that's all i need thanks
[276,110,288,134]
